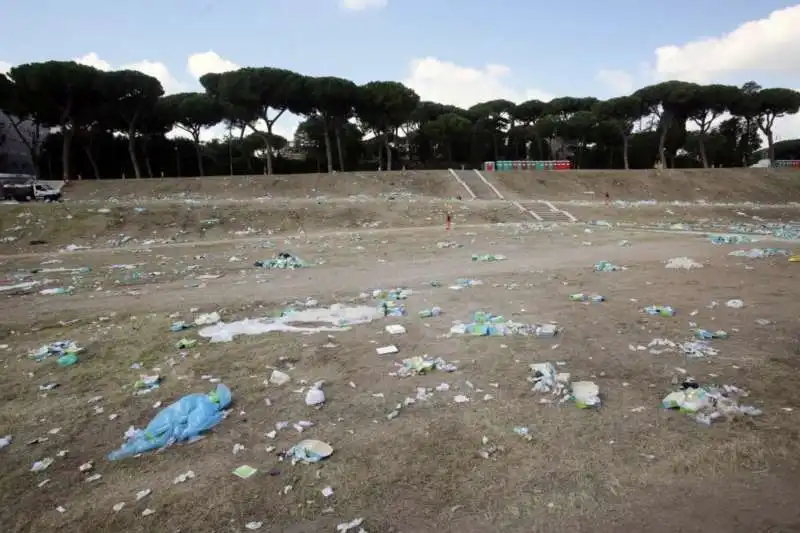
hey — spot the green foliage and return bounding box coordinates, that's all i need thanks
[3,57,800,177]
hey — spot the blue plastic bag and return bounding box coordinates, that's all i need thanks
[108,384,232,461]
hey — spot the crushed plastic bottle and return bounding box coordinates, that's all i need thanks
[418,307,442,318]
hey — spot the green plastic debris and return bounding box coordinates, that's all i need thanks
[57,353,78,367]
[472,254,507,262]
[232,465,257,479]
[176,338,197,349]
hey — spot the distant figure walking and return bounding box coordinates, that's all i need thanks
[604,192,611,206]
[445,211,452,231]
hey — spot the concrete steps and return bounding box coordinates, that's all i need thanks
[522,201,577,223]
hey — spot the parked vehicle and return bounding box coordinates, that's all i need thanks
[0,181,62,202]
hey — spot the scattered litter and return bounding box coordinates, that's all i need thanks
[173,470,196,484]
[419,307,442,317]
[644,305,675,317]
[286,439,334,464]
[729,248,790,259]
[269,370,291,386]
[134,375,161,395]
[175,338,197,349]
[108,384,232,460]
[245,522,264,530]
[199,304,384,342]
[665,257,703,269]
[31,458,54,472]
[662,382,762,424]
[726,299,744,309]
[233,465,258,479]
[337,518,364,533]
[39,286,74,295]
[385,324,406,335]
[453,395,470,404]
[29,341,83,362]
[304,385,326,406]
[571,381,601,408]
[710,234,752,244]
[254,252,310,270]
[142,509,155,517]
[376,345,398,356]
[569,293,605,302]
[0,435,11,449]
[393,356,457,377]
[449,311,555,337]
[112,502,125,512]
[681,341,718,358]
[136,489,152,501]
[321,486,334,498]
[594,261,623,272]
[449,278,483,290]
[472,254,506,262]
[694,329,728,340]
[194,312,220,326]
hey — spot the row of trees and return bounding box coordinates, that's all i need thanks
[2,60,800,179]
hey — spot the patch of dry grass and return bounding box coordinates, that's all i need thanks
[2,230,800,532]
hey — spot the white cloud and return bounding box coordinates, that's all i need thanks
[595,68,634,96]
[186,51,240,80]
[74,52,184,94]
[339,0,387,11]
[653,5,800,83]
[403,57,554,109]
[601,5,800,140]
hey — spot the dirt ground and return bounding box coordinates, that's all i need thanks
[1,217,800,533]
[2,172,800,533]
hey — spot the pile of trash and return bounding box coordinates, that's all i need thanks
[710,234,752,245]
[28,341,83,366]
[392,356,457,377]
[662,379,762,425]
[728,248,790,259]
[367,289,408,317]
[594,261,623,272]
[449,311,558,337]
[665,257,703,269]
[254,252,309,270]
[528,362,601,408]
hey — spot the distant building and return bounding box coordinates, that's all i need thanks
[0,111,49,175]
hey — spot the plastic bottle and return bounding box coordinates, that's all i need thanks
[419,307,442,318]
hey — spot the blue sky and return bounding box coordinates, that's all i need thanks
[3,0,800,140]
